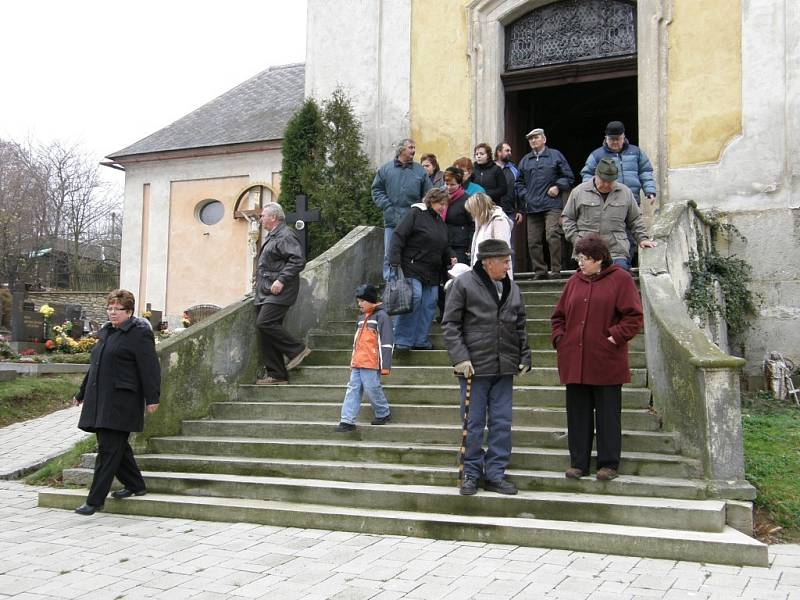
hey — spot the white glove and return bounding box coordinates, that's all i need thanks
[518,363,531,375]
[453,360,474,378]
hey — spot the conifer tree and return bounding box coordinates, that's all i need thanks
[278,98,324,214]
[278,89,380,258]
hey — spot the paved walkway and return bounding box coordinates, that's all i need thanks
[0,412,799,599]
[0,406,89,479]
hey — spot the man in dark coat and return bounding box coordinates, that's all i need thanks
[73,289,160,515]
[442,239,532,496]
[254,202,311,385]
[515,128,575,279]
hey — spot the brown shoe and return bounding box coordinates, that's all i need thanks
[596,467,618,481]
[286,346,312,371]
[565,467,585,479]
[255,377,288,385]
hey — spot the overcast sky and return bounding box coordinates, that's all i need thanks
[0,0,308,188]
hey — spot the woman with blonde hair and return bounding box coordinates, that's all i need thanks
[466,192,514,277]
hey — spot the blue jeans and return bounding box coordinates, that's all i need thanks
[613,257,631,271]
[459,375,513,481]
[383,227,395,281]
[340,368,391,424]
[393,277,437,348]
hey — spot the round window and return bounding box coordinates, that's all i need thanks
[197,200,224,225]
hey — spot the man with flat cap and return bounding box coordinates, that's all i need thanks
[442,239,532,496]
[562,158,656,271]
[580,121,657,205]
[515,128,575,280]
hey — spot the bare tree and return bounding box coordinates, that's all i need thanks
[37,142,115,288]
[0,140,42,285]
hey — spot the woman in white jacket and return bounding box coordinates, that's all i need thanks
[466,193,515,278]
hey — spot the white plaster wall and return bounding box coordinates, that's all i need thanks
[666,1,800,379]
[305,0,411,164]
[119,149,283,318]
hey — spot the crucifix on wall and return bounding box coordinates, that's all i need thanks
[286,194,321,258]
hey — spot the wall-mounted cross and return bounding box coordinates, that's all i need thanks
[286,194,321,258]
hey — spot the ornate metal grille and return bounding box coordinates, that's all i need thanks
[506,0,636,71]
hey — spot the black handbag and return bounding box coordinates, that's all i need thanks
[384,267,413,315]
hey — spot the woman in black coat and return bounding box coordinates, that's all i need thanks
[471,142,507,206]
[73,289,160,515]
[389,188,456,351]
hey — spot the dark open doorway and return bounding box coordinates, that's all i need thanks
[504,74,638,272]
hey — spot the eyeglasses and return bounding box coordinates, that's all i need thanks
[106,307,129,313]
[576,256,597,264]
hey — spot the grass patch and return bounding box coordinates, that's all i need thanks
[25,434,97,487]
[742,398,800,542]
[0,374,83,428]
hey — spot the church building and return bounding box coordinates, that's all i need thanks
[110,0,798,382]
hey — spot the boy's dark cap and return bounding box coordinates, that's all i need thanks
[605,120,625,136]
[355,284,378,303]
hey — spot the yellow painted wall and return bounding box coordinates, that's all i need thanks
[667,0,742,167]
[410,0,473,166]
[166,176,250,317]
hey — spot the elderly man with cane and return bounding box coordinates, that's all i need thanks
[442,239,531,496]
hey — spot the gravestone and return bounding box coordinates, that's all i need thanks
[10,283,83,350]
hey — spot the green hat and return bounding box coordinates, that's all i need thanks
[596,158,619,182]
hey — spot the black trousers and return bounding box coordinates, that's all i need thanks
[256,302,304,381]
[87,428,146,507]
[565,384,622,472]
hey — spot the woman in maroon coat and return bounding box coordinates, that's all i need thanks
[550,234,643,481]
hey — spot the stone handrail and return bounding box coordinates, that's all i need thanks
[639,203,754,499]
[131,225,383,451]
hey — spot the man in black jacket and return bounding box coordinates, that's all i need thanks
[515,128,575,279]
[254,202,311,384]
[442,239,532,496]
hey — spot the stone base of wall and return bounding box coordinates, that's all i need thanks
[27,292,108,324]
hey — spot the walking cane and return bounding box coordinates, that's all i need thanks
[457,374,473,487]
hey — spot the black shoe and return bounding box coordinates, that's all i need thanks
[460,476,479,496]
[533,272,550,281]
[334,422,356,432]
[371,413,392,425]
[411,345,433,350]
[74,502,103,515]
[393,345,411,355]
[484,478,518,495]
[111,488,147,499]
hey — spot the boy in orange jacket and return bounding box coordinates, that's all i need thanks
[335,284,394,432]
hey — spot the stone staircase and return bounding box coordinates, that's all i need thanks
[39,274,767,566]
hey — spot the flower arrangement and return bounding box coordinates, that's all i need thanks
[181,311,191,328]
[142,310,152,319]
[38,304,55,319]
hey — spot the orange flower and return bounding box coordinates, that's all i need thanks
[44,339,55,350]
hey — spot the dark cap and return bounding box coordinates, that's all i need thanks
[355,284,378,304]
[596,158,619,182]
[605,121,625,136]
[477,239,513,260]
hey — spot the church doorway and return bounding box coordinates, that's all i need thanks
[498,0,639,273]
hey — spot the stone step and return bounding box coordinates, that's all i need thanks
[303,348,648,368]
[287,366,648,387]
[61,468,724,532]
[179,420,678,453]
[140,438,699,478]
[236,384,653,408]
[38,488,766,567]
[307,332,646,352]
[323,318,561,334]
[208,402,661,431]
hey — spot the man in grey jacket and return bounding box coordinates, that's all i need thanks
[371,138,432,280]
[442,239,532,496]
[561,159,656,270]
[254,202,311,385]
